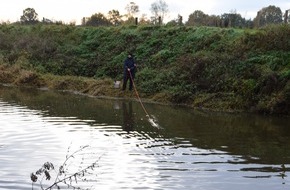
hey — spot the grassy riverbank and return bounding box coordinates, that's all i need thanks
[0,24,289,115]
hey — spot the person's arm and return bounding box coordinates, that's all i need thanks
[129,60,136,71]
[124,59,129,71]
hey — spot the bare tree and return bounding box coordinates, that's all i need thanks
[150,0,169,24]
[125,2,139,18]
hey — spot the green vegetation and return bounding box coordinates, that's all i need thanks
[0,24,289,115]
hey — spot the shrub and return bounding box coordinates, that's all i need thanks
[30,145,100,190]
[167,83,193,103]
[14,70,45,87]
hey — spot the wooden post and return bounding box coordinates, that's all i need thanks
[158,16,162,25]
[256,11,260,27]
[135,17,138,25]
[178,16,183,25]
[285,10,289,24]
[82,17,86,26]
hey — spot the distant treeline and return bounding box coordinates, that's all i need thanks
[3,4,290,29]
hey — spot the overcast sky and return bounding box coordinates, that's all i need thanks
[1,0,290,24]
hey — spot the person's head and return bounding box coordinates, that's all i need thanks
[128,52,133,58]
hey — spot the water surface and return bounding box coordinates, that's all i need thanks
[0,85,289,190]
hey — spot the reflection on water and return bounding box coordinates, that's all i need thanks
[122,102,135,132]
[0,85,290,190]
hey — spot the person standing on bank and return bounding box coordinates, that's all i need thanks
[122,52,136,91]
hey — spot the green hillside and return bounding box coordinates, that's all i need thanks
[0,24,289,115]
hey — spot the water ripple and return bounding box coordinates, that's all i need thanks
[0,97,289,190]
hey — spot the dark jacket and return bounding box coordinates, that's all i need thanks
[123,57,136,75]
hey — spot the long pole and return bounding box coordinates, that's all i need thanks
[128,70,150,118]
[128,70,160,129]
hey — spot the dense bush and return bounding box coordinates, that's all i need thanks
[0,23,289,114]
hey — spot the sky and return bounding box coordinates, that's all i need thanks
[1,0,290,24]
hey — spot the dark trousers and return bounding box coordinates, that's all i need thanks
[122,71,134,90]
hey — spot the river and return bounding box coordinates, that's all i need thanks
[0,85,289,190]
